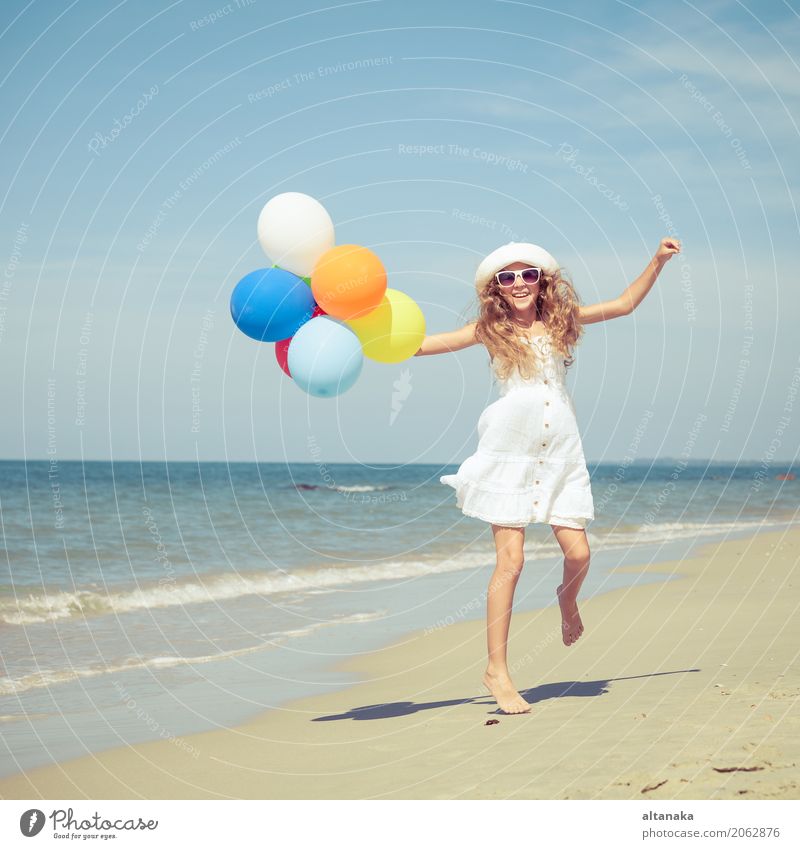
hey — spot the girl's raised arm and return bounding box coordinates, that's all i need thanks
[413,321,479,356]
[578,237,681,325]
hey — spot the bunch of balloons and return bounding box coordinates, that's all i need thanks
[229,192,426,398]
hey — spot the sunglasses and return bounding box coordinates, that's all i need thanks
[494,267,542,287]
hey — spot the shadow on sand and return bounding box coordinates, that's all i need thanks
[311,669,701,721]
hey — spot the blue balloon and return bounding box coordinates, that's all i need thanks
[287,316,363,398]
[230,267,315,342]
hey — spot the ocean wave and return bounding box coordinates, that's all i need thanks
[0,550,496,625]
[0,609,388,695]
[600,518,790,547]
[293,483,391,493]
[0,518,790,626]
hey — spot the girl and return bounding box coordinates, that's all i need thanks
[414,238,681,714]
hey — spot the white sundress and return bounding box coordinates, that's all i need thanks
[440,331,594,530]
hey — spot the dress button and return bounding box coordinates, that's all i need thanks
[544,423,549,427]
[535,480,540,484]
[534,501,539,505]
[544,380,548,384]
[541,442,547,447]
[545,401,550,406]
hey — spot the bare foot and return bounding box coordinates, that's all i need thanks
[482,669,531,714]
[556,583,584,646]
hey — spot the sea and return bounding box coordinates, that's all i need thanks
[0,459,797,777]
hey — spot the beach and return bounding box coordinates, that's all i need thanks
[2,524,798,800]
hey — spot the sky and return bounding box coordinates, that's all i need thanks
[0,0,798,465]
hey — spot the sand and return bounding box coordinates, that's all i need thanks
[2,526,798,800]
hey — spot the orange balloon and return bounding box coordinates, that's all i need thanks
[310,245,387,320]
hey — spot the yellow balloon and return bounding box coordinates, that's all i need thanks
[344,288,425,363]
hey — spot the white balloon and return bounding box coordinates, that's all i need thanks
[257,192,335,277]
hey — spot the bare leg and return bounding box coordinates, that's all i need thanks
[551,525,591,646]
[482,524,531,714]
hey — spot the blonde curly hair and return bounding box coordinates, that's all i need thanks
[473,266,585,382]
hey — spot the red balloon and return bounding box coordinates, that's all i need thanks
[275,337,292,376]
[276,304,325,376]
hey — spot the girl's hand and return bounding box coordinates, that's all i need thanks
[656,237,681,262]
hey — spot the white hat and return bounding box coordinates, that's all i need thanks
[474,242,559,290]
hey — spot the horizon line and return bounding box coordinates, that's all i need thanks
[0,457,795,466]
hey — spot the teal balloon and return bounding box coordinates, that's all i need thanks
[287,316,363,398]
[230,267,315,342]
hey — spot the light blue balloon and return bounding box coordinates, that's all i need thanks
[287,316,363,398]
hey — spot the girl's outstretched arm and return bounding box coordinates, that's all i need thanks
[413,321,479,356]
[578,237,682,325]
